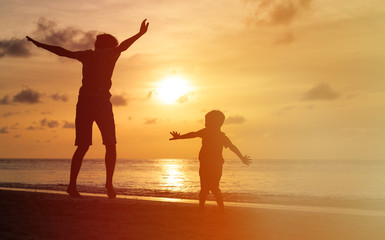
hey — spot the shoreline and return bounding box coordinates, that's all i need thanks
[1,189,385,240]
[1,182,385,211]
[2,186,385,217]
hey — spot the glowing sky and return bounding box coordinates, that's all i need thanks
[1,0,384,160]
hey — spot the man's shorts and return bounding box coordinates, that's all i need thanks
[75,96,116,146]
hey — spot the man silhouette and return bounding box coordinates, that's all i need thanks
[27,19,149,198]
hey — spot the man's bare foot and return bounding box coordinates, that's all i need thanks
[106,185,116,199]
[66,186,82,198]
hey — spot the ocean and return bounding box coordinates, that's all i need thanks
[1,158,385,202]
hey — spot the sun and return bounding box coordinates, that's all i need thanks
[156,76,192,104]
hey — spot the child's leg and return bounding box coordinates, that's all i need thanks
[199,165,210,209]
[212,163,224,210]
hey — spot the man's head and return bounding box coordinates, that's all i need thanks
[95,34,118,49]
[205,110,225,129]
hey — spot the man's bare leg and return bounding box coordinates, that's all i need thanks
[105,144,117,198]
[67,145,89,198]
[212,188,225,211]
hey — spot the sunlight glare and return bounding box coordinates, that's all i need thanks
[156,76,191,104]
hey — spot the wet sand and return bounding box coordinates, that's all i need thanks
[1,189,384,240]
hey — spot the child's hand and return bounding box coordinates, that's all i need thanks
[241,155,251,165]
[169,131,180,140]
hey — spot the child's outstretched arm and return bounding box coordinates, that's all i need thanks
[26,36,78,58]
[116,19,149,53]
[228,143,251,165]
[169,131,199,140]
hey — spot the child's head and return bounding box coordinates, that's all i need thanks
[95,34,118,49]
[205,110,225,129]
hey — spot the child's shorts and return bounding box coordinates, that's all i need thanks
[199,161,223,190]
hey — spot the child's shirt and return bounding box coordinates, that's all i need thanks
[196,128,231,164]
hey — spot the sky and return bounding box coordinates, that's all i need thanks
[0,0,384,160]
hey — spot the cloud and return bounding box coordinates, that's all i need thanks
[177,92,194,104]
[248,0,313,26]
[1,88,42,105]
[0,17,97,58]
[146,91,153,100]
[26,126,38,130]
[0,38,31,57]
[40,118,60,128]
[274,31,295,45]
[0,127,9,134]
[50,93,68,102]
[41,110,52,115]
[271,105,297,115]
[13,88,41,104]
[110,94,128,106]
[33,17,97,50]
[10,123,19,130]
[0,96,11,105]
[225,115,246,124]
[177,94,190,104]
[302,83,340,101]
[62,121,75,129]
[144,118,157,125]
[2,111,20,117]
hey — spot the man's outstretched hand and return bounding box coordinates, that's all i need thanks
[140,19,149,35]
[26,36,41,47]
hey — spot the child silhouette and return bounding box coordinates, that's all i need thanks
[27,19,149,199]
[170,110,251,211]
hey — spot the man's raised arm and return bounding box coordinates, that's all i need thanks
[26,36,78,59]
[116,19,149,53]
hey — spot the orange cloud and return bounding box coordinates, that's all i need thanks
[0,127,9,134]
[302,83,340,101]
[225,115,246,124]
[110,94,129,106]
[33,17,97,50]
[0,17,97,58]
[40,118,60,128]
[248,0,313,26]
[50,93,69,102]
[0,38,31,57]
[62,121,75,129]
[13,88,41,104]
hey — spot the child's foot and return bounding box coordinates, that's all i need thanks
[106,185,116,199]
[66,186,82,198]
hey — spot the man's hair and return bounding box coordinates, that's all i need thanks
[95,34,118,49]
[205,110,225,128]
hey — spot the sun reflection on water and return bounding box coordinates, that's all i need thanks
[160,159,186,192]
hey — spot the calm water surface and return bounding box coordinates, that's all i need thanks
[1,158,385,201]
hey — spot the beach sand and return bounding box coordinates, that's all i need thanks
[1,189,384,240]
